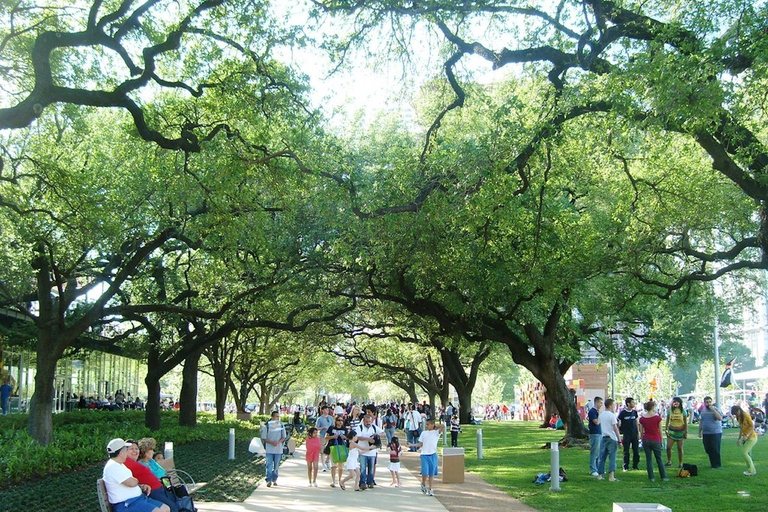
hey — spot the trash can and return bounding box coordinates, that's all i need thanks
[442,447,465,483]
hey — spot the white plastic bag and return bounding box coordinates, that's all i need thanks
[248,437,266,455]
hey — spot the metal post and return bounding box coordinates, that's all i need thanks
[229,428,236,460]
[476,428,483,459]
[714,317,721,408]
[550,442,561,491]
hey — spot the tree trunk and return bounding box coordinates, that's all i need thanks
[144,346,163,430]
[27,335,62,446]
[526,359,588,439]
[179,348,202,427]
[214,371,228,421]
[455,387,473,424]
[145,375,162,431]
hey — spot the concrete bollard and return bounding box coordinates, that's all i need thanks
[476,428,483,459]
[229,428,235,460]
[164,441,174,461]
[550,441,561,491]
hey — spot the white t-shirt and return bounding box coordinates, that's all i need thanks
[103,459,141,504]
[408,410,422,431]
[599,410,619,442]
[418,429,441,455]
[355,423,384,457]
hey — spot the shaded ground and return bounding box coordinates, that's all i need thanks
[0,439,265,512]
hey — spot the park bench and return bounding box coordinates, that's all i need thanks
[97,457,204,512]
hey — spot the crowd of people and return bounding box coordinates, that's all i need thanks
[586,394,762,483]
[263,400,451,497]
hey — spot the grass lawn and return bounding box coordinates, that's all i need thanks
[459,421,765,512]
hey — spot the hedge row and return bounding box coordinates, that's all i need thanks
[0,410,272,487]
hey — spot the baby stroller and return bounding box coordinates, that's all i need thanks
[750,407,765,435]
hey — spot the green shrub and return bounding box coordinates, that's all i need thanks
[0,411,260,487]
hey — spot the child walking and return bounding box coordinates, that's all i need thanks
[387,436,402,487]
[305,427,322,486]
[450,415,461,447]
[339,432,373,491]
[407,418,445,496]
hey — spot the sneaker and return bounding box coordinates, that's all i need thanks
[744,471,756,476]
[428,489,434,496]
[662,478,670,482]
[649,478,655,482]
[421,484,427,494]
[313,482,318,487]
[272,482,278,486]
[266,482,272,487]
[590,472,599,477]
[664,461,672,467]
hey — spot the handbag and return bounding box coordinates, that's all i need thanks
[248,437,266,456]
[161,477,196,512]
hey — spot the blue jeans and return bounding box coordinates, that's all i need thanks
[598,437,618,475]
[266,452,282,483]
[589,434,602,474]
[642,439,666,480]
[407,429,420,451]
[359,454,376,486]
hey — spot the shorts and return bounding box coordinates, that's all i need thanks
[113,495,165,512]
[420,453,438,477]
[388,462,401,472]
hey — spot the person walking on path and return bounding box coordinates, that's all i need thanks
[325,416,349,487]
[618,397,640,471]
[665,397,688,468]
[698,396,723,468]
[262,411,287,487]
[305,427,322,487]
[406,403,423,452]
[339,433,375,491]
[638,400,668,482]
[587,397,603,476]
[315,406,334,471]
[597,398,622,482]
[354,413,385,490]
[732,405,758,476]
[387,436,402,487]
[407,418,446,496]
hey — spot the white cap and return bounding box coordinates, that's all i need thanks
[106,438,131,455]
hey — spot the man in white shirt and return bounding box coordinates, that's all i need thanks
[596,398,622,482]
[354,414,384,490]
[406,404,422,451]
[407,419,445,496]
[261,411,287,487]
[102,438,169,512]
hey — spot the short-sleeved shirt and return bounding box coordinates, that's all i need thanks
[355,423,384,458]
[103,459,142,504]
[261,420,286,455]
[599,410,618,442]
[587,407,601,435]
[418,429,441,455]
[617,408,639,438]
[699,405,723,435]
[315,414,334,439]
[639,414,662,443]
[124,458,162,490]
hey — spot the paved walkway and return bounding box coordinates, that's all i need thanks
[195,446,539,512]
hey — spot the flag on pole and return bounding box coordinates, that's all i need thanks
[720,357,735,388]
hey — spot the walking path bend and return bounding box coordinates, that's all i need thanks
[195,446,539,512]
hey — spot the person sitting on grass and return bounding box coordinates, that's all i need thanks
[406,418,446,497]
[103,438,170,512]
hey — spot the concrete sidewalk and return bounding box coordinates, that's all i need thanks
[194,446,451,512]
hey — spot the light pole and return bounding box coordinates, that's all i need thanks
[714,318,721,407]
